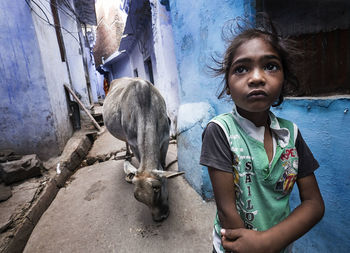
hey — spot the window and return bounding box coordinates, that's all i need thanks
[144,57,154,85]
[291,30,350,96]
[134,68,139,77]
[257,0,350,96]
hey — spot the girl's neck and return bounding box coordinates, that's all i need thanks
[236,106,270,127]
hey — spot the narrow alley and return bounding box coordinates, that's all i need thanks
[1,0,350,252]
[22,129,216,253]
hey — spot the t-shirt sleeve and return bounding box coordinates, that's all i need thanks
[295,130,320,179]
[200,122,234,173]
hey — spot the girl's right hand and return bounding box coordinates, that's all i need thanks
[221,228,277,253]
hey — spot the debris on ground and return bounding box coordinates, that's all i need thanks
[0,130,93,253]
[0,185,12,202]
[0,150,22,163]
[0,154,45,185]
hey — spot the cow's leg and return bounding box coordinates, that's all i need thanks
[160,140,169,170]
[125,142,132,161]
[124,142,135,183]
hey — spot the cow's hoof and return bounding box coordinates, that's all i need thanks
[125,173,134,183]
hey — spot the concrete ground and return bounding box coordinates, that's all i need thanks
[0,130,93,253]
[23,130,216,253]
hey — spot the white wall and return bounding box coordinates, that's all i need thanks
[0,0,74,159]
[111,54,133,79]
[59,0,91,107]
[31,0,73,153]
[150,0,180,136]
[129,43,147,79]
[81,30,100,103]
[96,72,105,99]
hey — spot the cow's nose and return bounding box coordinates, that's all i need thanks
[152,206,169,222]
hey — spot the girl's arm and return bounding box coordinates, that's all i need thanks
[221,173,325,253]
[208,167,245,229]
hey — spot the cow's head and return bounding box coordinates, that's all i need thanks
[124,161,184,221]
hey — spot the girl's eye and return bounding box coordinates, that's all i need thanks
[264,63,279,71]
[233,66,248,74]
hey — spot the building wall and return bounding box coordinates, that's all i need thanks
[0,0,73,159]
[150,0,180,136]
[135,17,158,84]
[129,42,148,78]
[169,0,254,198]
[96,71,106,99]
[81,29,100,103]
[272,98,350,252]
[86,52,99,104]
[0,0,96,160]
[32,0,75,153]
[169,0,350,251]
[58,1,91,107]
[111,55,132,79]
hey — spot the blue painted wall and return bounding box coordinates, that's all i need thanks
[111,55,132,79]
[169,0,254,197]
[0,0,95,160]
[0,0,65,159]
[169,0,350,252]
[272,98,350,252]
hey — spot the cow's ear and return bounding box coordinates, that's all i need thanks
[124,160,137,175]
[152,170,184,179]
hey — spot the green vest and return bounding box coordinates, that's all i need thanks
[212,112,299,237]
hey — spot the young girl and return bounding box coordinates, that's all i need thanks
[200,18,324,253]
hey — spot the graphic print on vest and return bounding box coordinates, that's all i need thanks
[235,161,259,230]
[275,148,298,198]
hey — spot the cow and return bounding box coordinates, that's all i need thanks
[103,77,184,221]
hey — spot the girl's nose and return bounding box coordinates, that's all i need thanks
[248,68,265,86]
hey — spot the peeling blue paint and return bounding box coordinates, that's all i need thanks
[272,98,350,252]
[169,0,255,196]
[180,34,194,52]
[0,0,75,159]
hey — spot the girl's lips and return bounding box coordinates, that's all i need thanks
[247,90,268,98]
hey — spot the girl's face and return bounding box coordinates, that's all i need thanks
[228,37,284,114]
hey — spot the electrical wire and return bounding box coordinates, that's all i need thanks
[25,0,81,44]
[47,0,78,22]
[61,0,81,22]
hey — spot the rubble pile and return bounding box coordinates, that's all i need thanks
[0,150,45,202]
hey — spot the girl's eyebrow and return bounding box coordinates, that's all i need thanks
[232,54,281,65]
[263,54,281,61]
[231,57,252,65]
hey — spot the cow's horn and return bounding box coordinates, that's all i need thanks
[152,170,185,179]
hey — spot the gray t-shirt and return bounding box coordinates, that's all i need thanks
[200,122,319,178]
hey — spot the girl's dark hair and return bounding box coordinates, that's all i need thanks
[210,14,302,106]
